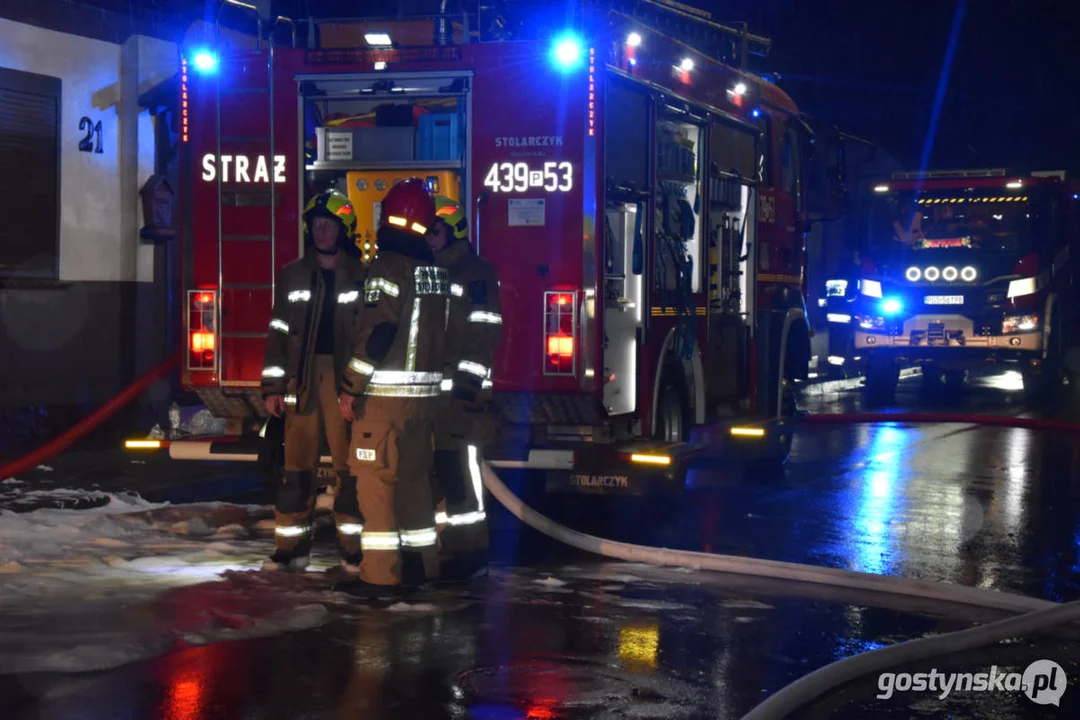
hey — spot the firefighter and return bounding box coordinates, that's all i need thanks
[427,195,502,582]
[261,188,368,571]
[336,178,450,595]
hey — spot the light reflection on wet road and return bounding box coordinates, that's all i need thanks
[5,370,1080,718]
[535,371,1080,602]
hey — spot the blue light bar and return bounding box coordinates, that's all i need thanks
[191,49,218,73]
[881,297,903,316]
[551,32,583,72]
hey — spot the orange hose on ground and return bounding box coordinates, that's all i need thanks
[0,351,181,482]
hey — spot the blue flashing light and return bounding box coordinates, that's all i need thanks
[751,108,761,118]
[191,49,218,73]
[881,297,903,316]
[551,32,583,71]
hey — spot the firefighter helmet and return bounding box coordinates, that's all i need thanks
[303,188,357,238]
[380,178,436,237]
[434,196,468,242]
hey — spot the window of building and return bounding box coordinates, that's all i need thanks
[0,67,61,279]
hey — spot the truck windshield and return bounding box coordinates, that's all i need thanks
[868,191,1035,259]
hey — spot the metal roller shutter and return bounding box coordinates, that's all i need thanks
[0,68,60,277]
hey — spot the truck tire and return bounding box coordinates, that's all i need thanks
[654,380,688,444]
[863,358,899,407]
[1023,321,1064,407]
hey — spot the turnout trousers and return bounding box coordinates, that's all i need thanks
[431,396,491,573]
[344,396,439,586]
[274,355,358,555]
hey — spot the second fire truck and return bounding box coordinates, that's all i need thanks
[830,168,1079,404]
[158,1,825,492]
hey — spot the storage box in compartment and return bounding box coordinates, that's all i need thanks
[416,114,461,161]
[315,126,415,163]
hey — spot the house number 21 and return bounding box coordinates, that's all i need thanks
[79,117,103,154]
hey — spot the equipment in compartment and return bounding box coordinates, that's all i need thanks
[347,170,461,261]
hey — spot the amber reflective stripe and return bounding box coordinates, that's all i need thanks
[406,298,422,371]
[458,360,488,378]
[348,358,375,376]
[361,532,401,550]
[399,527,437,548]
[364,383,442,398]
[468,310,502,324]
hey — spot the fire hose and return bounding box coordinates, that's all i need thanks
[479,462,1076,719]
[0,352,180,482]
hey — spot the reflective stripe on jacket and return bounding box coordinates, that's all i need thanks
[341,227,451,399]
[438,239,502,402]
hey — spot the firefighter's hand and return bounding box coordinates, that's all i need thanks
[265,395,285,417]
[339,394,356,422]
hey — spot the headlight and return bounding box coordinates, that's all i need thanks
[1007,277,1038,298]
[1002,314,1039,334]
[942,266,958,281]
[923,266,940,281]
[905,266,921,281]
[856,314,885,331]
[825,279,848,297]
[860,279,882,298]
[961,266,977,281]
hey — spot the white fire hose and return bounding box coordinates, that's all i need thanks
[479,462,1077,719]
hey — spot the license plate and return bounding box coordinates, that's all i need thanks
[924,295,964,305]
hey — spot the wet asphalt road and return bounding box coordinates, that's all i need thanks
[5,369,1080,718]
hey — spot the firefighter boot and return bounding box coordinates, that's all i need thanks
[265,469,316,571]
[262,538,313,572]
[332,470,365,573]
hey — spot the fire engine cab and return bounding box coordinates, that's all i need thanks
[844,169,1080,404]
[161,0,821,493]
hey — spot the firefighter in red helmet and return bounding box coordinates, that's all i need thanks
[427,195,502,582]
[261,188,368,571]
[336,178,450,595]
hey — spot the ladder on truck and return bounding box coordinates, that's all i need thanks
[212,1,296,407]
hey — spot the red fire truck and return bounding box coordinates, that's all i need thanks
[159,1,820,493]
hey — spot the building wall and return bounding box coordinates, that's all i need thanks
[0,16,178,411]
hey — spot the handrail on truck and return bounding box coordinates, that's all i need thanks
[217,0,263,51]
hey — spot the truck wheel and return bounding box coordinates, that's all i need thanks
[654,381,688,443]
[1024,327,1064,407]
[774,380,797,466]
[863,359,899,407]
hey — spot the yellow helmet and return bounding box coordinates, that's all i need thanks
[303,188,357,238]
[433,195,468,242]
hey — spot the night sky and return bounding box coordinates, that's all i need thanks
[72,0,1080,172]
[696,0,1080,172]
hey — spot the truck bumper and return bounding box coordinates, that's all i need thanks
[488,416,792,496]
[854,327,1043,370]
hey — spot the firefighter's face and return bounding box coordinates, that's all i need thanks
[311,216,341,252]
[427,221,450,253]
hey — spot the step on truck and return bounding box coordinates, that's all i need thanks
[133,0,834,494]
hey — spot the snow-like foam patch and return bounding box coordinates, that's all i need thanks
[0,497,344,673]
[535,576,569,587]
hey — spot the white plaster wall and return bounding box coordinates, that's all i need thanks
[0,18,177,283]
